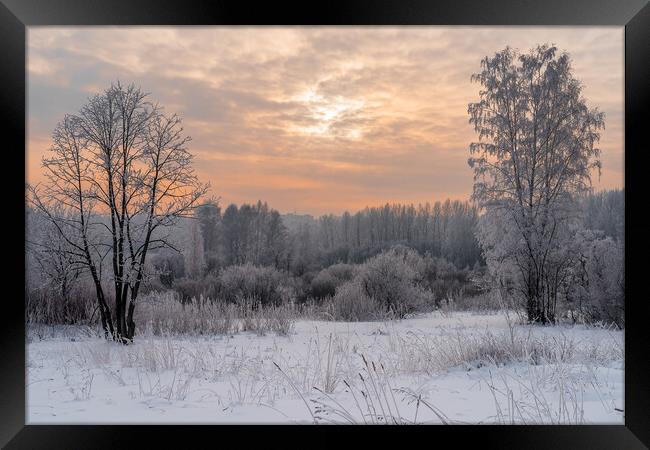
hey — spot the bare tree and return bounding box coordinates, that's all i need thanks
[28,82,208,342]
[26,206,84,322]
[467,45,604,323]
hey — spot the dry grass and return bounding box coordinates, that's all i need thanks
[28,308,623,424]
[135,292,295,337]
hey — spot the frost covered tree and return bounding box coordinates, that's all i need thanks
[26,207,83,318]
[468,45,605,323]
[218,201,288,268]
[28,82,208,342]
[561,228,624,326]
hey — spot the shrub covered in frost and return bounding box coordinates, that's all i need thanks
[564,235,624,326]
[358,246,433,316]
[310,263,358,299]
[217,263,296,306]
[327,278,380,321]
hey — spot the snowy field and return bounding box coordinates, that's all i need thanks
[27,311,624,424]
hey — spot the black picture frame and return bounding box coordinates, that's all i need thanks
[2,0,648,448]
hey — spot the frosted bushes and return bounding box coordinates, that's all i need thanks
[310,270,338,299]
[327,279,380,321]
[310,263,358,299]
[217,263,297,306]
[561,233,625,327]
[581,238,624,326]
[324,246,433,321]
[171,264,299,307]
[359,247,432,316]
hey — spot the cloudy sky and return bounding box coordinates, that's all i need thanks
[27,27,624,215]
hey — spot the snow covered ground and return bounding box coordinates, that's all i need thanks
[26,311,624,424]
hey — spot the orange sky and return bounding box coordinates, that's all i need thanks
[27,27,624,215]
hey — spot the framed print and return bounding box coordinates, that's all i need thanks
[2,0,648,448]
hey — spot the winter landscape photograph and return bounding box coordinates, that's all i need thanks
[25,26,625,424]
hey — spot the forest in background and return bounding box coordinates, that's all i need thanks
[26,188,624,329]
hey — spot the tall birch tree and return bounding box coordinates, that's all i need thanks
[468,45,604,323]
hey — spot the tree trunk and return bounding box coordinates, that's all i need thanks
[126,300,136,341]
[92,278,113,339]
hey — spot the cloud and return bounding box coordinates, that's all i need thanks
[27,26,624,215]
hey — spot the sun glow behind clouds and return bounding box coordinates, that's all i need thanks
[291,88,365,139]
[27,27,623,215]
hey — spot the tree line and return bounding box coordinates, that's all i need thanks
[150,198,483,283]
[27,187,622,328]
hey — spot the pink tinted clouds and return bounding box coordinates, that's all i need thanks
[27,27,623,215]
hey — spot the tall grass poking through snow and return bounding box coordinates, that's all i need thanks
[135,291,295,337]
[385,319,623,375]
[275,353,452,424]
[28,310,623,424]
[484,365,592,424]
